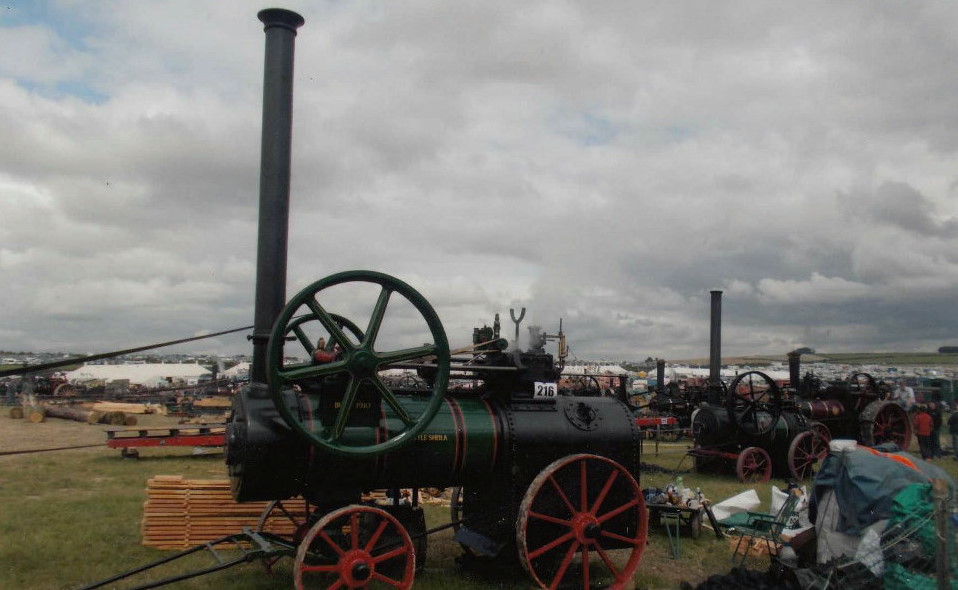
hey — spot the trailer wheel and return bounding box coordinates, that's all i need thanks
[787,430,828,481]
[735,446,771,483]
[517,454,647,590]
[294,505,415,590]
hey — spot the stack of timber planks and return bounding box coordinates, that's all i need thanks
[141,475,305,549]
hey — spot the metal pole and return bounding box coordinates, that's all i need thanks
[250,8,305,385]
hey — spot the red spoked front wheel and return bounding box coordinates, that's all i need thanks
[787,430,829,481]
[517,454,647,590]
[736,446,772,484]
[294,505,415,590]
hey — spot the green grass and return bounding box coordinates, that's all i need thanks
[2,434,956,590]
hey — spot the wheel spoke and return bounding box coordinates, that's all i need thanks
[364,287,392,348]
[547,475,577,516]
[590,469,620,516]
[582,545,590,590]
[593,544,622,579]
[373,378,414,426]
[599,529,643,546]
[317,530,345,557]
[365,519,390,552]
[370,544,410,564]
[528,531,575,560]
[528,510,573,527]
[327,377,360,441]
[306,297,355,352]
[300,564,339,573]
[547,540,579,590]
[596,498,639,524]
[579,459,588,512]
[371,572,405,588]
[291,324,315,355]
[279,360,349,382]
[350,512,359,550]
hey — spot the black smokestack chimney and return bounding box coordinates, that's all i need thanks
[250,8,305,385]
[708,290,723,404]
[788,351,801,395]
[656,358,666,394]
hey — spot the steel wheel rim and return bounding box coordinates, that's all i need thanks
[294,505,415,590]
[517,454,647,590]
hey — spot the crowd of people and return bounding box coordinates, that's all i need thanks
[888,379,958,462]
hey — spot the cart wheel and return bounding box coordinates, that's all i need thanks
[294,505,415,590]
[257,498,313,573]
[687,511,703,540]
[787,430,828,482]
[517,454,647,590]
[809,421,831,444]
[736,447,771,484]
[860,400,912,449]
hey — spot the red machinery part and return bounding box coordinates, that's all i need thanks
[798,400,845,421]
[516,454,647,590]
[294,505,415,590]
[735,446,772,484]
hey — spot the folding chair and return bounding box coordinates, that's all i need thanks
[729,489,802,566]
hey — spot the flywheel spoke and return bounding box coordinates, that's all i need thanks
[363,287,392,348]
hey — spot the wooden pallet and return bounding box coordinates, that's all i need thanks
[140,476,306,549]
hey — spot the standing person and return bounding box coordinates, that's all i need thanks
[898,381,916,411]
[948,410,958,461]
[912,406,933,460]
[929,395,944,459]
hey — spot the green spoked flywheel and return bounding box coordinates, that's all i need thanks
[267,270,450,457]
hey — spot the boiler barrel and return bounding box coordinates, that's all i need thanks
[228,384,639,502]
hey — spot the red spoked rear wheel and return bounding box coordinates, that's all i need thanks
[517,454,647,590]
[294,505,415,590]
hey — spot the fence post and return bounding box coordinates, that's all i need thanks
[933,478,949,590]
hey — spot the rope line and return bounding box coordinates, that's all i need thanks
[0,325,254,378]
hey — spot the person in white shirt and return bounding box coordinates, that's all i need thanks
[897,381,915,411]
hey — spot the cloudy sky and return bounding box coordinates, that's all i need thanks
[2,1,958,363]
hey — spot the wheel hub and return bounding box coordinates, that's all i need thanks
[571,513,601,544]
[342,550,374,586]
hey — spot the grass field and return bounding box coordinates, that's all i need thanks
[1,414,956,590]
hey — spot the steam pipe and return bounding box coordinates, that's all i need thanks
[250,8,305,385]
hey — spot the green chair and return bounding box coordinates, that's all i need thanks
[727,490,802,566]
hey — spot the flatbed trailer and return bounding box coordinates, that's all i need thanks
[105,424,226,458]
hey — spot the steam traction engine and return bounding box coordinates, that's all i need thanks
[786,354,911,451]
[227,271,648,589]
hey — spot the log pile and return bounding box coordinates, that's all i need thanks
[141,476,305,549]
[91,401,162,415]
[41,403,137,426]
